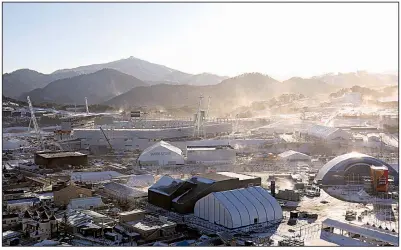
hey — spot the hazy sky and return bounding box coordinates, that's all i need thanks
[3,3,398,79]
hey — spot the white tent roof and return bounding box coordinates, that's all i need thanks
[278,150,310,159]
[141,140,182,156]
[194,186,283,229]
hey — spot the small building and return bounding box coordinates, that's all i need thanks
[53,184,93,206]
[2,214,20,230]
[138,141,184,166]
[67,197,104,210]
[34,151,88,168]
[275,189,301,201]
[194,186,283,229]
[66,210,114,237]
[22,210,58,241]
[120,215,176,241]
[278,150,311,162]
[6,197,40,211]
[2,231,21,246]
[118,209,147,223]
[186,145,236,164]
[3,109,12,117]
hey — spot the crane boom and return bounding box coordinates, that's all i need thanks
[27,96,44,150]
[99,127,113,150]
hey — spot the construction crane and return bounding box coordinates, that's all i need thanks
[99,127,113,151]
[27,96,44,150]
[206,96,211,120]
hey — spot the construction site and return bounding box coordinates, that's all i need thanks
[2,94,399,247]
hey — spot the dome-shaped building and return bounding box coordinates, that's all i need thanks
[316,152,398,186]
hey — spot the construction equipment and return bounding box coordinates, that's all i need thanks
[345,210,357,221]
[27,96,44,150]
[99,127,113,151]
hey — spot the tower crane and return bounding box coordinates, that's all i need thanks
[27,96,44,150]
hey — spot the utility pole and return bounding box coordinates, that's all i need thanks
[85,97,89,114]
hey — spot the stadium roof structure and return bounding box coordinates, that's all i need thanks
[316,152,398,186]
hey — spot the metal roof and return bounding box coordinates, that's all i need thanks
[322,218,398,246]
[149,176,183,195]
[307,125,349,140]
[37,151,86,158]
[104,182,147,198]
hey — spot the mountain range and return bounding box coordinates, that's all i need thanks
[3,56,229,100]
[3,56,398,114]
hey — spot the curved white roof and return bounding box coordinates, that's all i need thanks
[194,186,282,229]
[139,141,184,166]
[141,141,182,156]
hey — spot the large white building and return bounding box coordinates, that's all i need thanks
[186,145,236,164]
[138,141,184,166]
[194,186,283,229]
[306,125,350,141]
[73,123,232,151]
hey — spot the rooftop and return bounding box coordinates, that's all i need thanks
[37,151,86,159]
[125,216,175,231]
[322,218,398,246]
[194,173,235,182]
[119,209,146,216]
[370,166,389,171]
[217,172,256,180]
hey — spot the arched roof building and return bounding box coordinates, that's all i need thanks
[316,152,398,186]
[138,140,184,166]
[194,186,282,229]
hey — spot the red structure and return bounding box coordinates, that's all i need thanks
[370,166,389,193]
